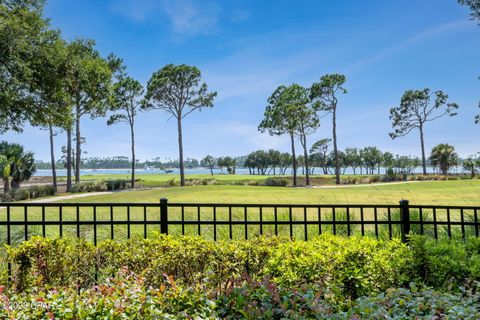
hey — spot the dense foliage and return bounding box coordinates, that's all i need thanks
[0,141,36,193]
[0,184,55,202]
[70,179,129,193]
[1,235,480,318]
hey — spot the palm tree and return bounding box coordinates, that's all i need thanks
[0,155,10,194]
[429,144,458,176]
[0,141,37,191]
[10,151,36,189]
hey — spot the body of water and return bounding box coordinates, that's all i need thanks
[34,168,252,177]
[34,166,464,177]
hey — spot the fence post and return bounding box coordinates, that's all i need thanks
[160,198,168,235]
[399,199,410,243]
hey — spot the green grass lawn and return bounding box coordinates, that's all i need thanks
[62,179,480,206]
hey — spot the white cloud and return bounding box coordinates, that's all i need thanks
[161,0,221,36]
[110,0,221,36]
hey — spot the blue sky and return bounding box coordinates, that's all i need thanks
[4,0,480,161]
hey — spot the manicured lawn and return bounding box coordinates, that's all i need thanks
[62,179,480,206]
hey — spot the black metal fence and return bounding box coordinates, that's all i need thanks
[1,199,479,246]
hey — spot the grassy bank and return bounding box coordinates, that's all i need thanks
[61,179,480,205]
[59,172,473,188]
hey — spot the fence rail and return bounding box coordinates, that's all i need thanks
[1,199,479,246]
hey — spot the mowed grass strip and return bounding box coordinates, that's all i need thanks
[63,179,480,205]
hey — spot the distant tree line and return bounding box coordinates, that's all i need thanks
[33,144,479,180]
[35,156,200,170]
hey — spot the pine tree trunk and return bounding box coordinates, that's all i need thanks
[3,177,9,194]
[290,132,297,187]
[75,105,81,183]
[301,134,310,186]
[332,105,340,184]
[49,125,57,192]
[177,117,185,186]
[419,123,427,175]
[66,128,72,192]
[130,121,135,188]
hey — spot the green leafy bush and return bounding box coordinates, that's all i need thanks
[105,179,127,191]
[0,268,218,319]
[261,177,289,187]
[8,188,31,201]
[32,185,55,198]
[5,235,480,297]
[71,180,107,193]
[2,235,480,318]
[347,284,480,319]
[264,236,413,301]
[165,178,178,187]
[0,185,56,202]
[341,176,360,184]
[1,274,479,319]
[409,236,480,288]
[71,180,128,193]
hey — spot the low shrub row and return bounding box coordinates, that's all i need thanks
[0,185,56,202]
[71,179,128,193]
[4,235,480,295]
[1,235,480,318]
[1,271,479,319]
[261,177,289,187]
[340,174,467,185]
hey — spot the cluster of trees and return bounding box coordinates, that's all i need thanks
[242,144,469,177]
[1,0,478,193]
[308,144,421,175]
[200,155,240,175]
[258,76,346,186]
[0,1,216,190]
[1,1,119,191]
[0,141,36,193]
[243,150,292,175]
[462,153,480,178]
[256,77,463,186]
[239,147,421,176]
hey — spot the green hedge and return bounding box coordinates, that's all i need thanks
[1,272,479,319]
[0,185,56,202]
[2,235,480,318]
[4,235,480,295]
[261,177,289,187]
[71,179,128,193]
